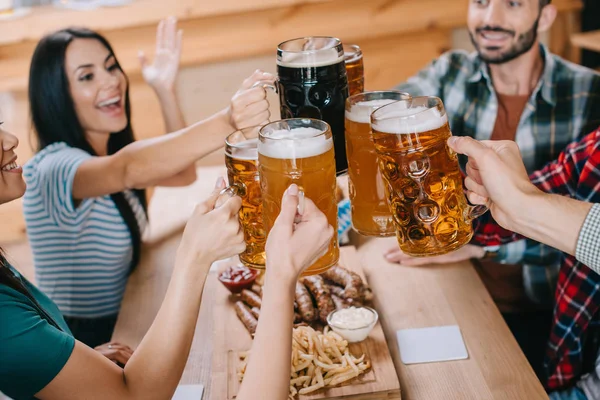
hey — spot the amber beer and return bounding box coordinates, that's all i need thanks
[370,97,487,256]
[343,44,364,96]
[345,91,411,236]
[224,130,266,269]
[258,119,339,275]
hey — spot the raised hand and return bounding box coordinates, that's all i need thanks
[139,16,183,95]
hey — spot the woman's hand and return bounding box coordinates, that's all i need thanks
[264,184,334,283]
[178,178,246,267]
[139,16,182,96]
[227,70,276,131]
[94,342,134,366]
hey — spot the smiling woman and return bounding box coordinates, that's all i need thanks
[22,20,274,348]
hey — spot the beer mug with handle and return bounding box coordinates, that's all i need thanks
[345,91,411,237]
[258,118,339,275]
[222,127,266,269]
[370,96,488,257]
[254,37,349,174]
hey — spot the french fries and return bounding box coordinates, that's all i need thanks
[237,325,371,398]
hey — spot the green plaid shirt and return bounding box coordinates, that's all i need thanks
[395,44,600,306]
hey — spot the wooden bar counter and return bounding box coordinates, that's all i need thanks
[112,166,547,400]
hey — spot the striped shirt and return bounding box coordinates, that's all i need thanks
[395,44,600,305]
[23,142,147,318]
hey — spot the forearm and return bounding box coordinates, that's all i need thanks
[512,193,593,257]
[237,278,295,400]
[155,89,186,133]
[122,251,210,399]
[121,109,232,189]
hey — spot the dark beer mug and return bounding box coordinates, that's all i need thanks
[255,37,349,174]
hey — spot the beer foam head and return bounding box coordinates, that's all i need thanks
[372,106,448,134]
[258,127,333,159]
[346,99,399,124]
[278,37,343,68]
[228,138,258,161]
[278,50,344,68]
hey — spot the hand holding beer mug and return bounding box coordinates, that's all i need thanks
[371,97,488,257]
[345,91,411,237]
[222,127,266,269]
[258,118,339,275]
[253,37,350,174]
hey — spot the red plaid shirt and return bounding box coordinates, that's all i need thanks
[472,127,600,391]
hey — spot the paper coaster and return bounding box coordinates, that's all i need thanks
[397,325,468,365]
[172,384,204,400]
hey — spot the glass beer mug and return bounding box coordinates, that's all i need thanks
[254,37,349,174]
[222,127,266,269]
[258,118,339,275]
[345,91,411,237]
[370,97,488,257]
[343,44,364,96]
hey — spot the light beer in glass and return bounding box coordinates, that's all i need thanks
[343,44,364,96]
[345,91,410,236]
[370,97,487,256]
[224,128,266,269]
[258,119,339,275]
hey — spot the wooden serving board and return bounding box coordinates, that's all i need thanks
[210,246,401,400]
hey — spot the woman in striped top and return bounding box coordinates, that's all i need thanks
[2,126,334,400]
[23,20,273,347]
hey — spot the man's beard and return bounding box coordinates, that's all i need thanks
[469,19,539,64]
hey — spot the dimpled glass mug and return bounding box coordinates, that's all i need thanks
[370,96,488,257]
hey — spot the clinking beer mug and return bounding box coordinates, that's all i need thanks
[221,127,266,269]
[370,96,488,257]
[258,118,339,275]
[252,37,350,174]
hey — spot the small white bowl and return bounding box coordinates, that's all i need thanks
[326,306,378,343]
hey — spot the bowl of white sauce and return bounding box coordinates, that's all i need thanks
[326,306,378,343]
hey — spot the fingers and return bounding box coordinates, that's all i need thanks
[384,249,408,263]
[165,16,177,50]
[447,136,488,158]
[156,19,165,51]
[232,86,267,110]
[137,51,147,69]
[273,184,300,233]
[196,177,227,214]
[240,70,276,90]
[219,194,243,216]
[467,191,489,206]
[235,111,271,130]
[295,196,321,222]
[465,161,483,185]
[464,176,489,199]
[176,29,183,60]
[109,349,132,366]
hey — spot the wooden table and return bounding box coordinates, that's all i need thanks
[112,173,547,399]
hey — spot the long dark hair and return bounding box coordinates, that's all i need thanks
[0,249,28,296]
[28,28,147,271]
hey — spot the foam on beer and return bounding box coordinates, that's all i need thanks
[228,138,258,161]
[346,99,399,124]
[371,106,448,134]
[258,127,333,159]
[278,49,344,68]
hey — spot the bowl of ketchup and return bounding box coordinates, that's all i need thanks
[218,264,258,294]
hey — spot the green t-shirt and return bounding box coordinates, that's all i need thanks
[0,266,75,400]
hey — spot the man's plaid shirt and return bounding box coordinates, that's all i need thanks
[472,128,600,391]
[396,44,600,305]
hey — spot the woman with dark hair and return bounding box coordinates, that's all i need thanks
[23,20,273,347]
[0,127,333,400]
